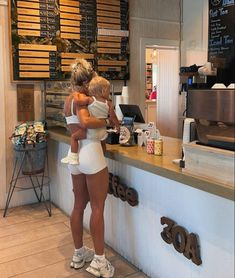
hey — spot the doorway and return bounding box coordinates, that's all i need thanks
[140,38,180,138]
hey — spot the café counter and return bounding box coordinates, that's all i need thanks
[48,127,234,278]
[48,126,234,201]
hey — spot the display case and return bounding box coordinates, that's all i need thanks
[44,81,70,128]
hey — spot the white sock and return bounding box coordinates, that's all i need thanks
[75,246,85,256]
[94,254,105,261]
[69,152,78,158]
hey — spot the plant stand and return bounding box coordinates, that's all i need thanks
[3,142,52,217]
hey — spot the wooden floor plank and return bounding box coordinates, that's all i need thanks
[0,243,75,277]
[0,213,69,238]
[11,258,86,278]
[0,204,147,278]
[110,257,139,277]
[0,205,61,227]
[0,232,72,263]
[66,257,138,278]
[0,223,69,250]
[10,240,118,278]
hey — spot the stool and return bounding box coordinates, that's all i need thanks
[3,142,52,217]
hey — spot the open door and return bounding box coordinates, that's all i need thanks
[156,47,179,138]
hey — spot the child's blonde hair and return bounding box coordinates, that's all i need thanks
[88,76,110,97]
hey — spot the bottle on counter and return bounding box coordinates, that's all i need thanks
[146,138,155,154]
[154,138,163,156]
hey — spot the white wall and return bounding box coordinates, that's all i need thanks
[48,141,234,278]
[129,0,181,113]
[0,5,44,209]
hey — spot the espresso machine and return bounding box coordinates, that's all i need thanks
[186,89,235,151]
[182,89,235,186]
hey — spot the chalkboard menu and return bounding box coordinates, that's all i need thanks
[208,0,235,84]
[10,0,129,81]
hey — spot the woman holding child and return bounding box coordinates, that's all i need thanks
[63,59,118,278]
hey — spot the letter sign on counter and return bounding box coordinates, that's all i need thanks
[108,173,138,207]
[160,217,202,266]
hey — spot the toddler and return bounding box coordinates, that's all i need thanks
[61,76,120,165]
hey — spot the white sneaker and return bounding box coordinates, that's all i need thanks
[86,257,114,278]
[61,154,79,165]
[70,247,94,269]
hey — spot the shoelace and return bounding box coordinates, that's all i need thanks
[104,261,112,270]
[73,252,83,261]
[93,258,109,269]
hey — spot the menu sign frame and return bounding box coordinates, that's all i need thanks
[208,0,235,72]
[9,0,129,81]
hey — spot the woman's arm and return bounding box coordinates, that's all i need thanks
[108,101,120,132]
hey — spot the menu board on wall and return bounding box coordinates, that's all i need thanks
[208,0,235,83]
[10,0,129,81]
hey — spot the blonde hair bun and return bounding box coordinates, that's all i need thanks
[70,58,96,91]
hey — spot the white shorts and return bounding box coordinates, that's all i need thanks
[87,127,107,141]
[68,139,107,175]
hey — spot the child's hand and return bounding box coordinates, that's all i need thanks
[115,124,120,133]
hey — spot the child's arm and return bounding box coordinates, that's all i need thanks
[108,101,120,133]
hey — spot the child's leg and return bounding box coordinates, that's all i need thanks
[71,132,80,154]
[61,131,83,165]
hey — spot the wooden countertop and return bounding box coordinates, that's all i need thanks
[48,126,234,201]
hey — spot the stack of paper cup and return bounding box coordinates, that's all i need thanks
[115,95,124,120]
[122,86,129,97]
[122,86,129,105]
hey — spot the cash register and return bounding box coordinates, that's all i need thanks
[118,105,145,146]
[106,104,146,145]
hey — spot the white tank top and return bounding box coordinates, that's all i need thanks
[65,99,80,125]
[65,96,109,125]
[88,96,109,118]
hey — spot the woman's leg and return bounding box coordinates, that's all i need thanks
[86,167,109,255]
[86,167,114,277]
[70,173,89,249]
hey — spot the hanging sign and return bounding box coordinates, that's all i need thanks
[208,0,235,84]
[9,0,129,81]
